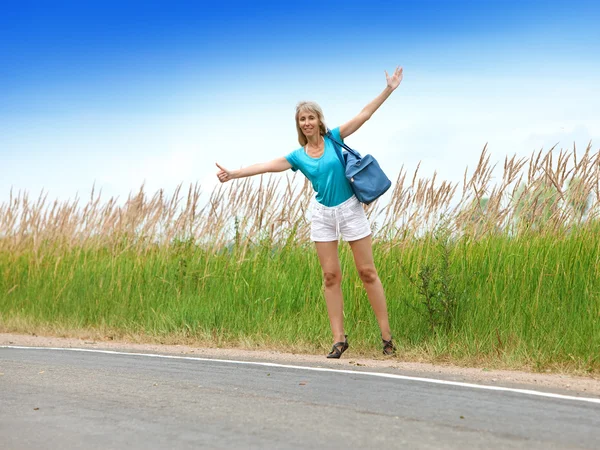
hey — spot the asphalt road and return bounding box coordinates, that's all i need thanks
[1,347,599,449]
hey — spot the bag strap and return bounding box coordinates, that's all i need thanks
[326,129,362,161]
[326,130,347,167]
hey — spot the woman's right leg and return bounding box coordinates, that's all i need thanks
[314,240,345,344]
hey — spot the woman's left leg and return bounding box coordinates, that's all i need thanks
[348,234,392,341]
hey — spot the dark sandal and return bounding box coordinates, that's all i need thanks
[382,336,395,356]
[326,335,349,359]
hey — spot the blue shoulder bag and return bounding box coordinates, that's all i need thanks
[326,130,392,205]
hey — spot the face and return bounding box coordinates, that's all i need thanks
[297,109,320,138]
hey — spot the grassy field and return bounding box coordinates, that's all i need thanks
[1,144,599,373]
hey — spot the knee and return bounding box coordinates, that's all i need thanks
[358,266,378,285]
[323,271,341,288]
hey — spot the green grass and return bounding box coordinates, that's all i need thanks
[2,227,599,373]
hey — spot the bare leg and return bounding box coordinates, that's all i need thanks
[314,240,346,344]
[348,234,392,341]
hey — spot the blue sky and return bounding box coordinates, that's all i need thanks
[1,0,599,204]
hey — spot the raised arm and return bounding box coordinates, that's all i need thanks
[339,66,403,140]
[216,157,291,183]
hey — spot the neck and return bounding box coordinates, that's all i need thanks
[306,135,322,147]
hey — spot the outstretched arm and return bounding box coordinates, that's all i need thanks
[216,157,291,183]
[339,66,403,140]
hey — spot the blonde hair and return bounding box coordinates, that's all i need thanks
[295,101,327,146]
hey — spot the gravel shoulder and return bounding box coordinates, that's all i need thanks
[2,332,599,397]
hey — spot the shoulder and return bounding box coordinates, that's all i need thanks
[286,147,305,159]
[285,147,306,171]
[326,127,343,143]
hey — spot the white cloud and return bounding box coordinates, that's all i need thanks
[1,72,598,210]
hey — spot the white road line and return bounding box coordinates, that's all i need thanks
[2,345,600,405]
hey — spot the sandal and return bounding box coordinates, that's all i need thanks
[326,335,349,359]
[382,336,395,356]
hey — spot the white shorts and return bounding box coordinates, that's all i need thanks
[310,196,372,242]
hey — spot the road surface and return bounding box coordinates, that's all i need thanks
[1,347,599,449]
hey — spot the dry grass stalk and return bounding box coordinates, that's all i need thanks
[1,143,599,256]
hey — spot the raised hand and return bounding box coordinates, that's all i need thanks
[385,66,403,91]
[216,162,233,183]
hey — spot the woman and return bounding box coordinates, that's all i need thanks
[216,66,403,358]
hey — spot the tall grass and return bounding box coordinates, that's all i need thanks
[1,143,599,372]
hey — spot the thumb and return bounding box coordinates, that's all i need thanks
[215,162,226,171]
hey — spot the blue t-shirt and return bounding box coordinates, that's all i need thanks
[285,127,354,207]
